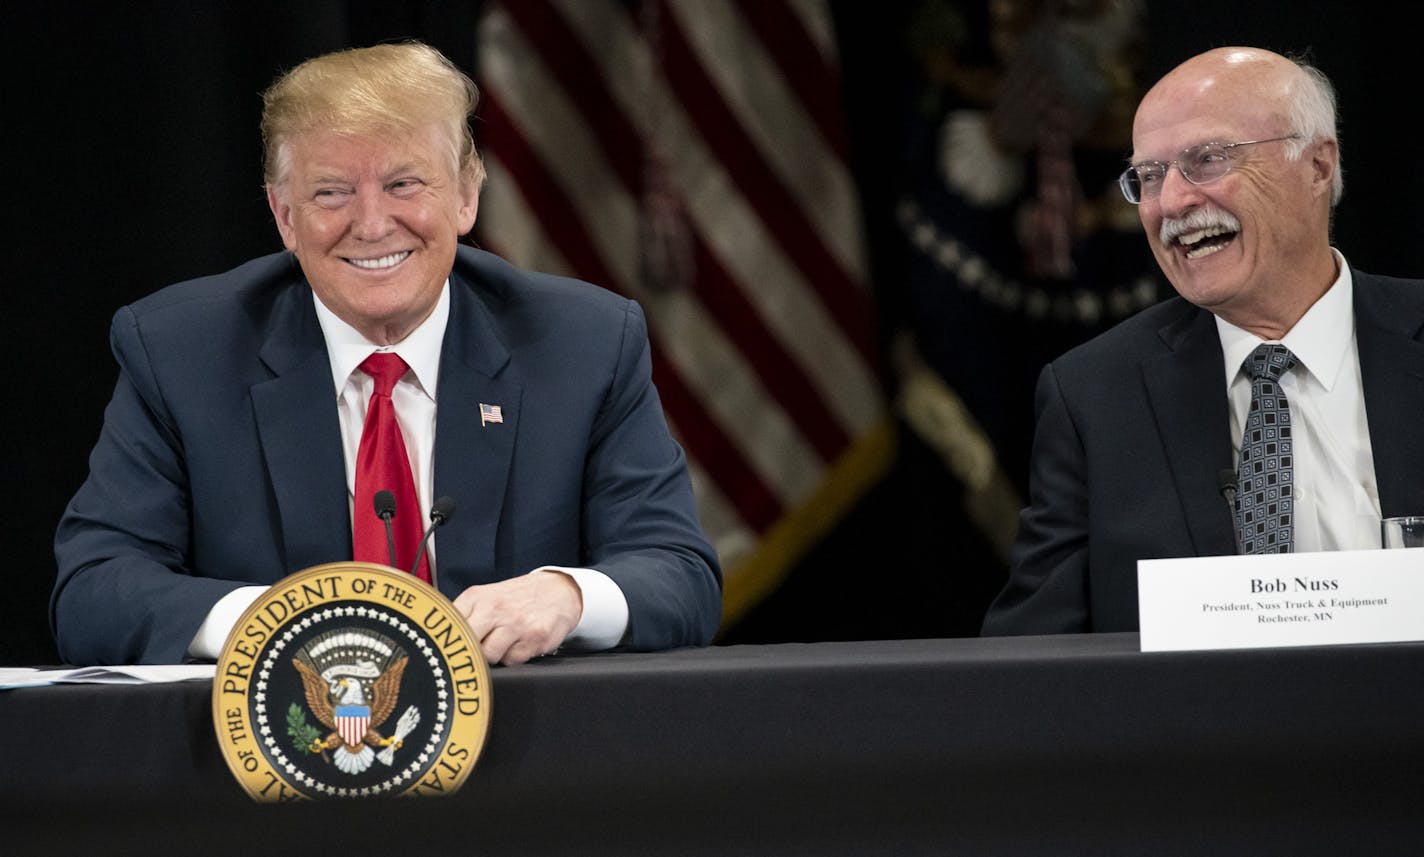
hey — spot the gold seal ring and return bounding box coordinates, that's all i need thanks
[211,562,491,802]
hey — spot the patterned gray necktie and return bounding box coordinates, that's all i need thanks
[1236,343,1297,553]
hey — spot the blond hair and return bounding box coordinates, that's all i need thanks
[261,41,484,190]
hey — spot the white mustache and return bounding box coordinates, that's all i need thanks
[1159,207,1242,245]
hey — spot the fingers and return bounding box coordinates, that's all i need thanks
[474,622,558,666]
[452,572,582,666]
[478,625,552,666]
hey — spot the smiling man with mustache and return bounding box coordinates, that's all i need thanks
[982,46,1424,635]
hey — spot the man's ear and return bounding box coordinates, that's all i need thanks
[267,184,299,251]
[456,178,480,237]
[1310,138,1339,200]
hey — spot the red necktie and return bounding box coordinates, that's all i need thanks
[352,353,429,581]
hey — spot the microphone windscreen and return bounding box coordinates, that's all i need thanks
[431,495,457,524]
[374,489,397,518]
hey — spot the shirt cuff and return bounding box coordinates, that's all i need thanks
[536,566,629,651]
[187,586,268,660]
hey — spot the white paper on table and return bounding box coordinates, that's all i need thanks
[0,664,215,689]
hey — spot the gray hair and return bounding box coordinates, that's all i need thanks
[1284,57,1343,207]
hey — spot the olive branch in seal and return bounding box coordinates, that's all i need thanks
[287,702,324,755]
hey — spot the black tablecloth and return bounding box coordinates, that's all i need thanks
[3,633,1422,856]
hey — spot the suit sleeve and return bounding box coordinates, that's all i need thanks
[51,306,246,665]
[580,300,722,649]
[981,362,1092,635]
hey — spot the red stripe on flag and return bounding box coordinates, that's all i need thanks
[733,0,851,164]
[653,0,877,364]
[479,94,618,286]
[685,236,850,460]
[648,348,782,533]
[499,0,646,191]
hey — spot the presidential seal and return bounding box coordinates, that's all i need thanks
[212,562,491,802]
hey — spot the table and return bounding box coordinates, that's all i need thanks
[3,634,1421,856]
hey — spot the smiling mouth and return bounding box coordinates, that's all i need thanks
[345,251,411,270]
[1175,226,1237,260]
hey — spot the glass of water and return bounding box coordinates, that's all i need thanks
[1380,516,1424,548]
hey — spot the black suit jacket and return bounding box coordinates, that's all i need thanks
[53,247,722,664]
[983,268,1424,634]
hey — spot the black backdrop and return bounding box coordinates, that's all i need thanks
[4,1,1420,667]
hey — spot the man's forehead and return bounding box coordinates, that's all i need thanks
[1131,123,1242,162]
[1133,54,1294,154]
[286,129,444,177]
[1132,93,1264,160]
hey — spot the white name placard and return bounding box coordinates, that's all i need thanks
[1138,548,1424,652]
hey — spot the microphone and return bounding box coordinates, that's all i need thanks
[373,490,398,568]
[412,496,457,586]
[1217,468,1245,555]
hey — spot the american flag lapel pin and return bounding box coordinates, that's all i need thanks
[479,403,504,427]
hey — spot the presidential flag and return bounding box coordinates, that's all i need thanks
[890,0,1166,556]
[473,0,890,628]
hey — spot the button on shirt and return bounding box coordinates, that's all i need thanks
[1218,253,1382,553]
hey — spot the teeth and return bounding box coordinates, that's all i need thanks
[1185,241,1227,260]
[1171,223,1235,260]
[1178,226,1229,247]
[348,252,409,270]
[1160,207,1241,250]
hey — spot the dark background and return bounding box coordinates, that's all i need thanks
[4,2,1419,666]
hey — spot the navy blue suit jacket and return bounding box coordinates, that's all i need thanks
[983,269,1424,634]
[54,247,721,664]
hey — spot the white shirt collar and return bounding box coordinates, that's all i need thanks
[312,281,450,399]
[1217,249,1354,389]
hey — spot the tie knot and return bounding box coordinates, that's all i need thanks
[359,352,410,396]
[1243,343,1296,382]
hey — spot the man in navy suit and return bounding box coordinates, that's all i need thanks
[983,47,1424,634]
[53,42,720,665]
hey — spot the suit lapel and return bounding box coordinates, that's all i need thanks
[1355,272,1424,518]
[431,272,522,593]
[1143,306,1239,555]
[251,279,351,571]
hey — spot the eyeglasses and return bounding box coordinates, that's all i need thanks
[1117,135,1301,204]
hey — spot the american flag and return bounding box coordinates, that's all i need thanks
[480,402,504,425]
[473,0,889,628]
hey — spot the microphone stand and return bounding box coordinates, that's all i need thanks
[1218,468,1245,555]
[412,497,457,588]
[374,490,398,568]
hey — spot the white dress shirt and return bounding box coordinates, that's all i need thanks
[189,281,628,658]
[1217,252,1382,553]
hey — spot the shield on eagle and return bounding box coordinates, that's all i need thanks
[335,703,371,747]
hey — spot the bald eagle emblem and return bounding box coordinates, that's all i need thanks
[292,629,422,775]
